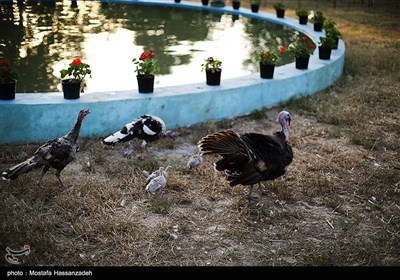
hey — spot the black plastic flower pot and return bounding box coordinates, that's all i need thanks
[295,55,310,70]
[299,15,308,24]
[0,80,16,100]
[61,79,81,99]
[205,69,221,86]
[318,46,332,60]
[232,1,240,10]
[259,63,275,79]
[314,22,323,31]
[251,4,259,13]
[137,75,155,93]
[276,9,285,18]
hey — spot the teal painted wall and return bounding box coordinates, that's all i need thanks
[0,0,345,144]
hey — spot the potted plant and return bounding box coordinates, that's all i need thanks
[60,58,91,99]
[273,2,285,18]
[232,0,240,10]
[201,57,222,86]
[318,35,336,60]
[289,34,315,69]
[132,50,160,93]
[295,7,309,25]
[251,0,261,13]
[312,10,325,32]
[201,0,209,6]
[323,18,341,49]
[256,45,286,79]
[0,53,18,101]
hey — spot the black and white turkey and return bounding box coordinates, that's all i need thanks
[198,110,293,200]
[102,114,175,153]
[2,108,90,188]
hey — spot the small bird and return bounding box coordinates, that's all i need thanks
[102,114,175,154]
[2,108,90,188]
[143,165,172,183]
[187,154,203,170]
[121,143,134,158]
[144,166,172,194]
[198,110,293,200]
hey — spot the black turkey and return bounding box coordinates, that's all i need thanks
[2,108,90,188]
[102,114,175,152]
[198,110,293,200]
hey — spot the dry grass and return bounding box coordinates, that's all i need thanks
[1,1,399,267]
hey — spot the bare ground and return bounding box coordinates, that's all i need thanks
[0,1,399,267]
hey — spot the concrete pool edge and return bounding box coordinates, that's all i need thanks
[0,0,345,144]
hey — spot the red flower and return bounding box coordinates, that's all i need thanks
[307,44,314,50]
[303,35,309,42]
[139,50,155,61]
[72,58,82,66]
[278,45,286,54]
[263,52,270,58]
[133,50,160,76]
[0,54,18,83]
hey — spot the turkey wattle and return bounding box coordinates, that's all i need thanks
[102,114,175,151]
[2,108,90,188]
[198,110,293,200]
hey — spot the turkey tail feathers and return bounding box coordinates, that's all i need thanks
[2,156,40,180]
[198,130,248,156]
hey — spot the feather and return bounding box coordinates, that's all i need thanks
[198,110,293,200]
[102,115,173,153]
[2,109,90,188]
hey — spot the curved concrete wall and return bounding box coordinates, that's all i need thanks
[0,0,345,144]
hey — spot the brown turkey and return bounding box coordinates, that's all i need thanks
[198,110,293,200]
[2,108,90,188]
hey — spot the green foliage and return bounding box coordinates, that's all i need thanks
[149,196,171,214]
[249,107,267,120]
[295,7,309,17]
[256,45,287,65]
[201,57,222,73]
[289,35,315,57]
[132,50,160,77]
[273,2,285,10]
[319,36,337,49]
[323,18,342,38]
[312,10,325,24]
[60,58,91,83]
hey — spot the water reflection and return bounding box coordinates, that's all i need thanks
[0,1,299,93]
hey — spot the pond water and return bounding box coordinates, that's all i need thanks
[0,0,301,93]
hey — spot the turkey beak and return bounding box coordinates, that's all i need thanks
[287,116,291,126]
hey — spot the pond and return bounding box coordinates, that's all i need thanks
[0,0,301,93]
